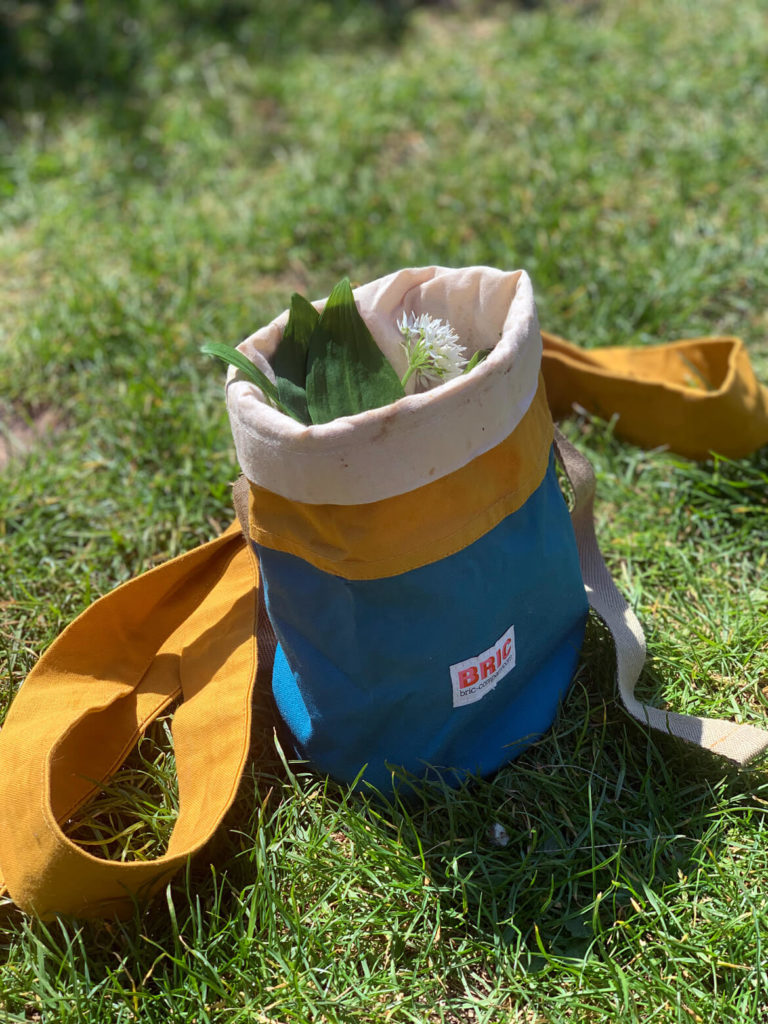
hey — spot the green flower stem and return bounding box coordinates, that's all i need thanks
[400,363,418,389]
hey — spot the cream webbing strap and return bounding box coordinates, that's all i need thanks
[554,431,768,765]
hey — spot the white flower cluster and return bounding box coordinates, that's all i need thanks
[398,311,467,390]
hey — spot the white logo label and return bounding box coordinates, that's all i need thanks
[450,624,516,708]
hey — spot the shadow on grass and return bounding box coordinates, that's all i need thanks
[0,1,423,118]
[366,630,757,969]
[0,0,560,119]
[4,610,760,1012]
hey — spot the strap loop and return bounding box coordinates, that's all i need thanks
[0,521,263,919]
[554,430,768,764]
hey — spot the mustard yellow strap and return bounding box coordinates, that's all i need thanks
[554,431,768,764]
[0,522,262,920]
[543,334,768,460]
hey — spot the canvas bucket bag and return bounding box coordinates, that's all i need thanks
[227,266,588,789]
[2,264,768,920]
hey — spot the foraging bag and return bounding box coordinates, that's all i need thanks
[2,264,768,920]
[227,267,588,789]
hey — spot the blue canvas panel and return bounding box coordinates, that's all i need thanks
[257,450,588,790]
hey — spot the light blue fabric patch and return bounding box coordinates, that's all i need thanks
[257,450,588,790]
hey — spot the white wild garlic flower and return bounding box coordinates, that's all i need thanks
[398,311,467,390]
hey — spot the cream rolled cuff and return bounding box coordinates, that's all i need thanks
[226,265,543,505]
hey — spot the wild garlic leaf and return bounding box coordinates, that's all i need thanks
[200,341,301,422]
[306,278,405,424]
[463,349,491,374]
[272,293,318,425]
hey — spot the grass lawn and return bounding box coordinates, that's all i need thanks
[1,0,768,1020]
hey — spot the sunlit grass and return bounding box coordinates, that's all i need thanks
[1,1,768,1021]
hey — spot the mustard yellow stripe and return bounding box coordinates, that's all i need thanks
[248,375,554,580]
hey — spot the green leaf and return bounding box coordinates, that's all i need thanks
[463,348,491,374]
[305,278,405,424]
[200,341,301,422]
[272,292,317,425]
